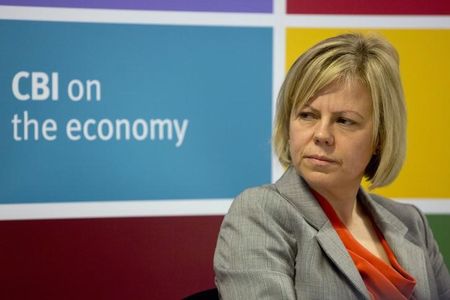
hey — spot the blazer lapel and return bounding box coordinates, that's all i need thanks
[275,167,370,299]
[315,223,370,299]
[360,190,431,299]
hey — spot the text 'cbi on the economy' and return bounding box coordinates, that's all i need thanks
[8,71,189,147]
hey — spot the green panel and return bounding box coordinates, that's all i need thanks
[427,214,450,269]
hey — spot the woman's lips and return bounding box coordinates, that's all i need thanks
[304,155,338,166]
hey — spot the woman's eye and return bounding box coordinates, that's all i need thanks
[298,112,315,120]
[337,117,355,126]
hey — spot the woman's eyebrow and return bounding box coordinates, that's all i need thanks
[335,110,365,119]
[302,104,365,119]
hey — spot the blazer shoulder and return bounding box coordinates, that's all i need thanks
[216,184,298,274]
[230,184,292,214]
[369,193,419,215]
[368,193,427,242]
[224,184,300,239]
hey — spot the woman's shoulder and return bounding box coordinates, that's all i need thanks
[222,183,303,236]
[368,193,428,239]
[235,184,281,202]
[214,185,299,288]
[229,184,294,216]
[369,193,419,215]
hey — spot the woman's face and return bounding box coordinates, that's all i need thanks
[289,80,375,193]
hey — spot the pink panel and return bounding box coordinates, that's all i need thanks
[287,0,450,15]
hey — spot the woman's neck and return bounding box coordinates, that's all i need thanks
[310,184,361,225]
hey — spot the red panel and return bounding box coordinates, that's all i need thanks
[0,216,224,299]
[287,0,450,15]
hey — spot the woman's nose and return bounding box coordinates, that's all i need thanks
[313,122,334,146]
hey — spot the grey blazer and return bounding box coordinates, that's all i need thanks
[214,167,450,299]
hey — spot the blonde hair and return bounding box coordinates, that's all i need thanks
[273,33,406,189]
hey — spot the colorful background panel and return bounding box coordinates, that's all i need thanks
[0,0,272,13]
[286,28,450,199]
[0,3,449,299]
[287,0,450,15]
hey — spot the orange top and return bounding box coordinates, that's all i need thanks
[312,190,416,300]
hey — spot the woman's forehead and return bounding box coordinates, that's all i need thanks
[300,77,369,104]
[292,79,373,115]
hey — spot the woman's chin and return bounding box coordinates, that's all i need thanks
[300,168,364,194]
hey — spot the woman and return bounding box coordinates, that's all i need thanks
[214,33,450,299]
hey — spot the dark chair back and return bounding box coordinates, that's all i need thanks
[183,288,219,299]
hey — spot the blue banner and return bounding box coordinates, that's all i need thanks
[0,21,272,203]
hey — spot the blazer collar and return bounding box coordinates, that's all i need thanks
[274,166,430,299]
[274,166,328,229]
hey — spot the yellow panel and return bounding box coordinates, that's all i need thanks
[286,28,450,198]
